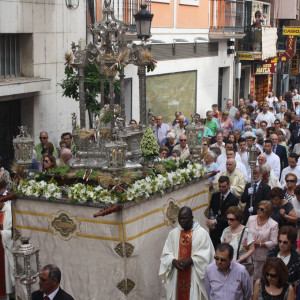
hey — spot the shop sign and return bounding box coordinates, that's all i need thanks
[238,53,262,61]
[283,27,300,36]
[238,53,254,60]
[254,60,277,74]
[280,35,296,62]
[290,53,299,75]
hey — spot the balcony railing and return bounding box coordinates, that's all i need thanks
[210,0,245,34]
[110,0,151,33]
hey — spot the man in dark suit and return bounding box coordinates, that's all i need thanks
[290,117,300,148]
[270,133,288,171]
[206,176,239,249]
[288,115,299,134]
[32,264,74,300]
[241,165,271,224]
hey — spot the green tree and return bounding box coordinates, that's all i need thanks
[59,62,120,113]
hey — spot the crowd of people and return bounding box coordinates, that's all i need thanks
[157,92,300,299]
[2,91,300,299]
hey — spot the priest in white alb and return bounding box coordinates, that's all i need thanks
[0,179,14,299]
[159,206,215,300]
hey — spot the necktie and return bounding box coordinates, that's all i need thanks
[44,296,50,300]
[254,183,257,193]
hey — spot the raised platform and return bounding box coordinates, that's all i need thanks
[13,178,209,299]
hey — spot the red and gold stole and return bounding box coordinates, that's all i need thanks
[0,211,6,297]
[177,229,193,300]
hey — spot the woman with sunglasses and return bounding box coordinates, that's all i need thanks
[270,187,297,228]
[43,154,57,172]
[219,111,233,138]
[253,257,294,300]
[284,174,298,202]
[268,226,300,286]
[246,201,278,281]
[221,206,255,264]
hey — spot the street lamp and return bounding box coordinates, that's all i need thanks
[13,236,41,300]
[134,4,154,41]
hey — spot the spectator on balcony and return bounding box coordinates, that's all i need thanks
[253,11,265,28]
[253,11,265,51]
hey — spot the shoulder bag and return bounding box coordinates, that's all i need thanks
[236,227,254,276]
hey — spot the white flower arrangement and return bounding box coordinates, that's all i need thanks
[15,162,207,204]
[15,180,62,200]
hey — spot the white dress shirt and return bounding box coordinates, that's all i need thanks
[217,152,241,166]
[255,111,275,127]
[265,152,281,178]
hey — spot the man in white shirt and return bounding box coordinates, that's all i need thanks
[152,115,171,146]
[216,140,241,166]
[226,99,238,121]
[173,115,186,139]
[280,153,300,187]
[255,102,275,128]
[238,137,250,174]
[264,139,281,178]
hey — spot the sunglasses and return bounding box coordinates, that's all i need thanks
[278,239,289,245]
[44,160,50,163]
[203,144,208,146]
[257,207,266,212]
[265,272,278,278]
[274,123,280,125]
[179,121,184,123]
[180,139,187,142]
[227,218,237,222]
[214,256,228,262]
[39,137,48,140]
[286,180,296,183]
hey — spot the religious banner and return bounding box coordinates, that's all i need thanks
[280,35,297,62]
[250,75,255,95]
[255,75,269,103]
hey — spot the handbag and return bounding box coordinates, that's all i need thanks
[236,227,254,276]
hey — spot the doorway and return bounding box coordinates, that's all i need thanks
[0,100,21,169]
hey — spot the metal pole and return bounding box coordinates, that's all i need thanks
[138,65,146,125]
[100,64,105,105]
[120,67,125,119]
[26,283,32,300]
[109,70,115,129]
[78,66,86,128]
[250,165,254,214]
